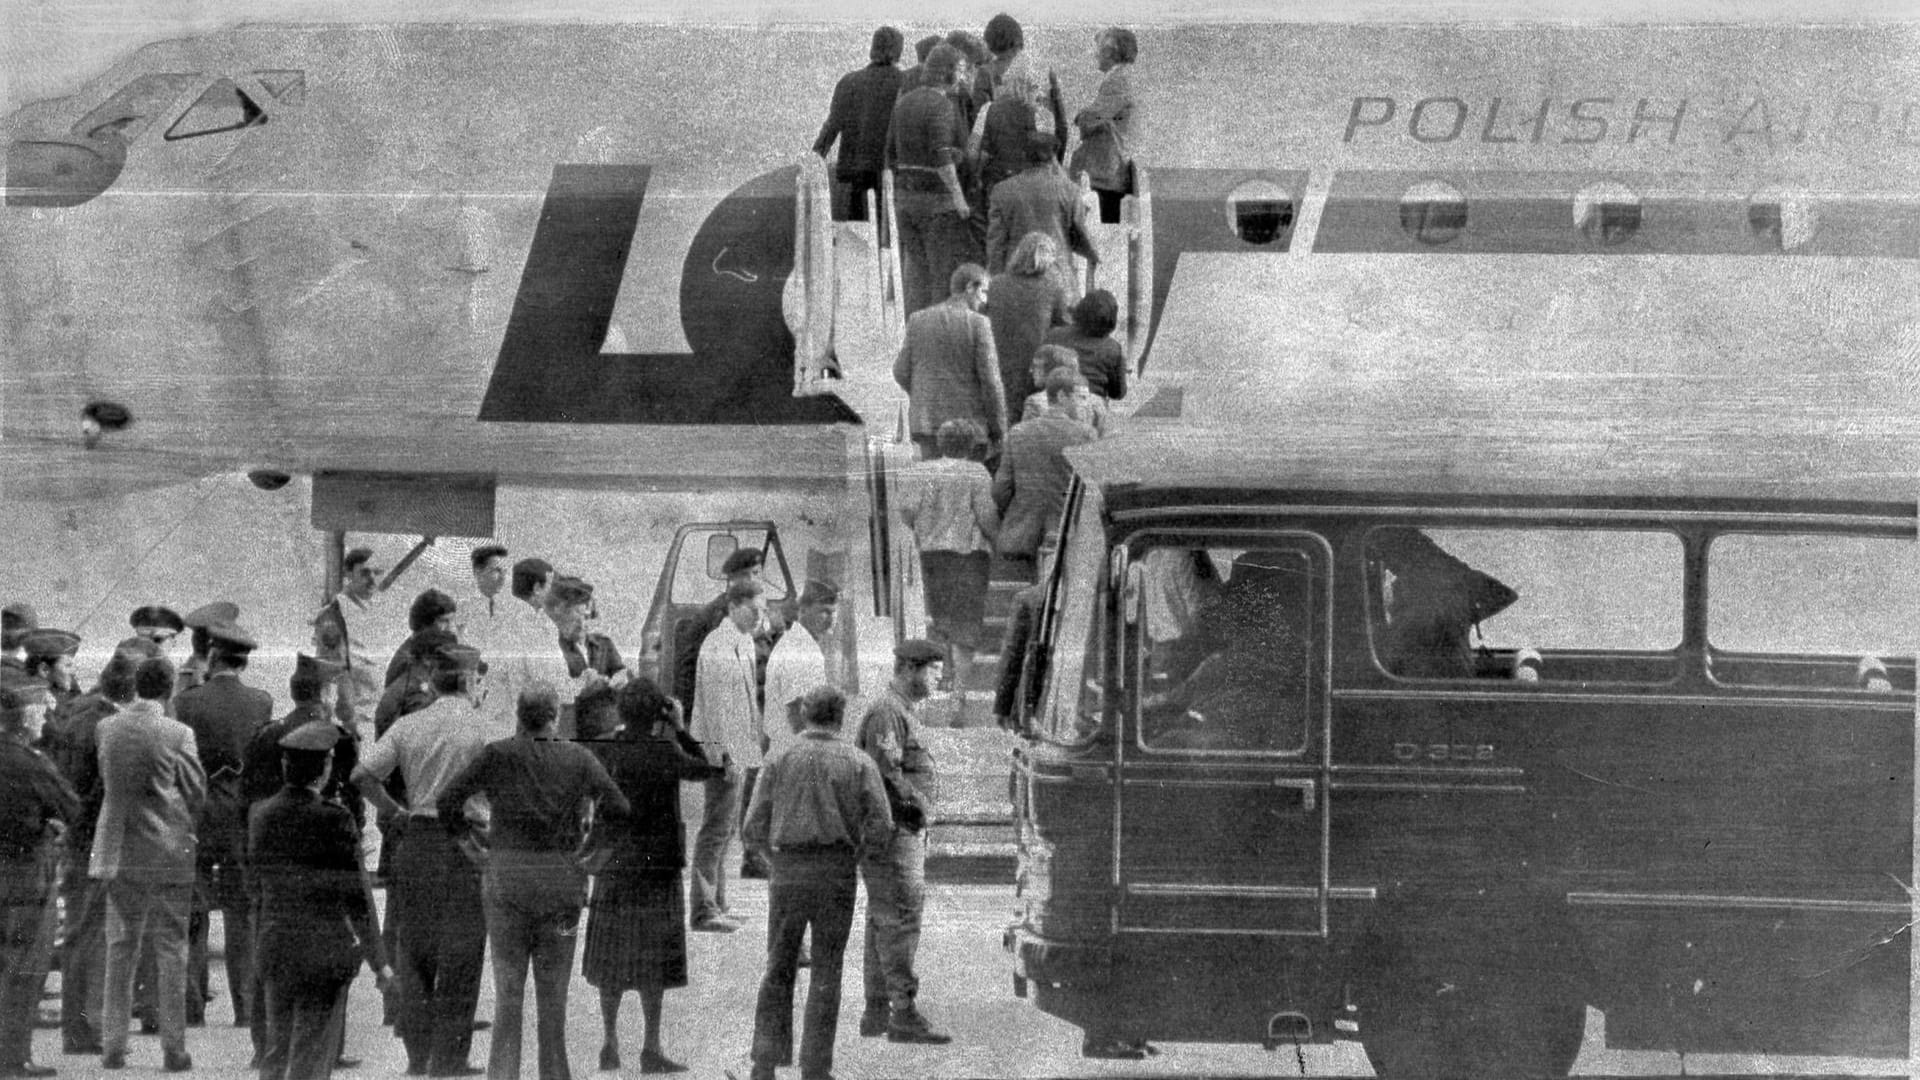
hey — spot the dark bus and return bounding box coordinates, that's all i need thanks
[1003,432,1914,1078]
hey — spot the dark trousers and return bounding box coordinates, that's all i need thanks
[751,850,857,1079]
[1095,186,1125,224]
[259,974,349,1080]
[482,852,584,1080]
[392,824,486,1074]
[895,190,976,317]
[188,865,251,1025]
[836,171,880,226]
[59,872,107,1049]
[0,855,59,1068]
[102,878,191,1058]
[861,829,925,1011]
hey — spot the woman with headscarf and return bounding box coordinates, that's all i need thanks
[580,679,724,1074]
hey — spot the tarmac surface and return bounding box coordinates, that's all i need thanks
[36,877,1905,1080]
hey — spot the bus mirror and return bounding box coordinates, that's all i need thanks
[705,533,739,579]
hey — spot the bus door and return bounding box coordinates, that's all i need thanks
[1114,534,1332,937]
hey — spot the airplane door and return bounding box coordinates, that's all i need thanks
[1116,536,1331,937]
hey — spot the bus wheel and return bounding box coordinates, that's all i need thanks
[1359,960,1583,1080]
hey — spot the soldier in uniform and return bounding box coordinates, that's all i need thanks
[17,631,82,714]
[173,623,271,1029]
[0,682,80,1079]
[173,603,240,698]
[242,656,365,1072]
[855,639,952,1046]
[249,721,391,1080]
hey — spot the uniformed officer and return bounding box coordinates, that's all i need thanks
[174,602,241,698]
[854,638,951,1045]
[0,682,80,1079]
[249,720,391,1080]
[242,655,364,1072]
[743,686,893,1080]
[173,622,271,1029]
[17,630,82,712]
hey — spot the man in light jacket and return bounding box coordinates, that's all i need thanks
[91,655,207,1073]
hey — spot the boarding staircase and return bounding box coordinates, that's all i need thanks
[787,154,1156,881]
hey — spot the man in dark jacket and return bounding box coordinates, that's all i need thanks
[814,26,904,223]
[0,682,79,1079]
[249,720,390,1080]
[173,622,271,1028]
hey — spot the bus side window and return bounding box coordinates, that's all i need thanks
[1707,532,1916,692]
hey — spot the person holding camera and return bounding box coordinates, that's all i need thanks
[853,639,950,1046]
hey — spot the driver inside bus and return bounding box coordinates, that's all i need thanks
[1143,550,1309,751]
[1371,529,1518,679]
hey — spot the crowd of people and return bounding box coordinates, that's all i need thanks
[843,16,1140,702]
[0,536,961,1080]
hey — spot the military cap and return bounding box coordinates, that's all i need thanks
[206,623,258,653]
[408,628,459,662]
[278,719,342,752]
[1,603,37,634]
[407,588,458,632]
[113,636,163,660]
[21,629,81,662]
[293,653,346,683]
[434,643,486,676]
[129,606,185,634]
[548,576,594,607]
[720,547,764,576]
[183,601,240,629]
[0,682,52,712]
[893,638,945,665]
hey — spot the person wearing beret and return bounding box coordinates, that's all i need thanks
[0,682,80,1079]
[249,720,391,1080]
[241,656,365,1073]
[350,645,493,1078]
[0,604,38,688]
[172,623,271,1030]
[90,655,205,1073]
[174,603,241,698]
[854,639,952,1046]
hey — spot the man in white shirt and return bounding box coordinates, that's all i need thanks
[479,557,556,733]
[761,581,840,760]
[686,580,766,932]
[350,644,493,1078]
[460,544,511,656]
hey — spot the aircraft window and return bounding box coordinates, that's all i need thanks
[1225,179,1294,246]
[163,79,267,141]
[1398,180,1467,246]
[1707,534,1915,691]
[1136,543,1316,754]
[1574,181,1641,246]
[1746,188,1817,252]
[1366,527,1681,683]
